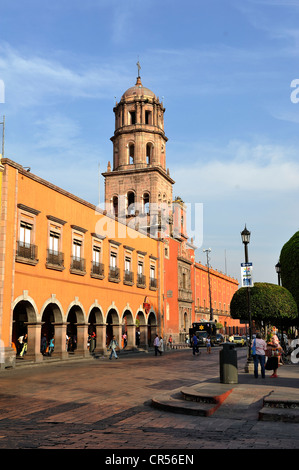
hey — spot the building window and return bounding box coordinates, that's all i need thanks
[91,243,104,278]
[145,110,152,125]
[143,192,150,214]
[129,143,135,164]
[70,236,86,274]
[137,259,146,288]
[112,196,118,217]
[16,221,38,262]
[109,249,120,282]
[146,143,153,165]
[129,111,136,125]
[47,228,64,269]
[149,264,157,290]
[16,204,40,265]
[123,255,133,285]
[127,191,135,215]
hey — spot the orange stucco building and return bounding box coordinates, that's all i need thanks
[0,73,242,368]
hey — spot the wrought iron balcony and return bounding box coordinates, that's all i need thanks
[137,273,146,288]
[46,249,64,268]
[149,277,158,290]
[70,256,86,274]
[123,269,134,285]
[91,261,104,279]
[108,266,120,282]
[16,241,38,265]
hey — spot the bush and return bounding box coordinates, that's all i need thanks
[230,282,298,326]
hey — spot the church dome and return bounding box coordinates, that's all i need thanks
[122,76,156,100]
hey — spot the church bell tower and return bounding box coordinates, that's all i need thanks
[102,68,175,237]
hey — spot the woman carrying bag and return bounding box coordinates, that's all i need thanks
[265,335,282,378]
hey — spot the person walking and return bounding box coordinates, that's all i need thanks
[206,336,211,354]
[192,333,199,356]
[154,334,160,356]
[168,335,173,349]
[108,335,119,360]
[89,331,96,355]
[158,336,164,355]
[19,334,28,357]
[252,332,267,378]
[48,337,55,356]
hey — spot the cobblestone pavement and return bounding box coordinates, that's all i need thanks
[0,348,298,451]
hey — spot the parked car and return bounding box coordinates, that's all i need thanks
[215,334,224,345]
[232,335,246,346]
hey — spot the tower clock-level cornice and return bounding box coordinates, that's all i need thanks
[102,164,175,185]
[110,125,168,143]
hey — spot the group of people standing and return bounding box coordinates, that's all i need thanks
[251,327,284,378]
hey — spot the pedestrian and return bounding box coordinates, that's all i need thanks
[90,331,96,354]
[168,335,173,349]
[136,330,140,347]
[158,336,164,355]
[19,333,28,357]
[122,333,127,349]
[41,334,47,355]
[252,332,267,378]
[48,337,55,356]
[265,333,282,378]
[206,336,211,354]
[17,335,24,355]
[192,333,199,356]
[154,334,160,356]
[108,335,119,360]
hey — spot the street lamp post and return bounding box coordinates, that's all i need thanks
[241,225,253,372]
[203,248,213,321]
[275,262,281,286]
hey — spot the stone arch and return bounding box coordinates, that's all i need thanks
[121,307,135,349]
[111,194,119,218]
[128,142,135,164]
[40,300,64,354]
[12,298,38,355]
[135,309,147,348]
[105,305,121,347]
[127,190,136,215]
[66,301,86,354]
[146,142,154,165]
[147,309,158,347]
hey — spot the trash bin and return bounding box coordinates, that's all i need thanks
[219,343,238,384]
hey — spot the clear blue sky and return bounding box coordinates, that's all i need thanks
[1,0,299,285]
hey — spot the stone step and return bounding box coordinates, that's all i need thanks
[151,384,233,417]
[259,407,299,423]
[258,390,299,422]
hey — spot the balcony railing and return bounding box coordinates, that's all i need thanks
[16,241,38,264]
[46,249,64,269]
[70,256,86,274]
[137,273,146,288]
[91,261,104,279]
[108,266,120,282]
[149,277,158,290]
[123,269,134,285]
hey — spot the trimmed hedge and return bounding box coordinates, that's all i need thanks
[230,282,298,325]
[280,231,299,314]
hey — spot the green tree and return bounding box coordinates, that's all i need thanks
[230,282,298,328]
[280,231,299,321]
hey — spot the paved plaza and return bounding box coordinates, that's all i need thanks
[0,347,298,452]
